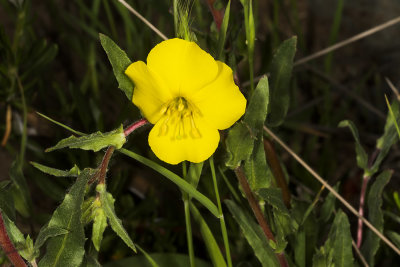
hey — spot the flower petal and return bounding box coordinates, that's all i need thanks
[148,115,220,164]
[147,38,219,98]
[125,61,173,124]
[191,61,247,130]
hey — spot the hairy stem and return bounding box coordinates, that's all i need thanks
[234,166,288,267]
[0,211,27,267]
[124,118,149,137]
[97,146,115,185]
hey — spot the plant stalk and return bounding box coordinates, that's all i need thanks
[182,161,195,267]
[209,156,232,267]
[124,118,149,136]
[0,211,27,267]
[234,166,288,267]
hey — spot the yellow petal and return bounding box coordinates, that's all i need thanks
[148,114,220,164]
[190,61,247,130]
[125,61,173,124]
[146,38,219,98]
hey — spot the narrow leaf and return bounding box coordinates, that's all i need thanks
[267,36,297,126]
[225,200,280,267]
[0,187,15,220]
[338,120,368,170]
[34,226,69,251]
[216,0,231,60]
[10,159,31,217]
[190,203,227,267]
[118,148,219,217]
[38,169,91,267]
[99,33,133,100]
[92,208,108,251]
[361,170,392,266]
[31,162,80,177]
[97,184,136,253]
[46,125,126,152]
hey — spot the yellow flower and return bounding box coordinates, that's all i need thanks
[125,38,246,164]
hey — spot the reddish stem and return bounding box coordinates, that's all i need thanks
[234,166,288,267]
[124,118,149,137]
[0,211,27,267]
[98,146,115,185]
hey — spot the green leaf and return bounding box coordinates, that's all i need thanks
[0,187,15,220]
[92,207,108,251]
[186,162,203,188]
[361,170,392,266]
[118,148,219,217]
[314,210,354,267]
[267,36,297,126]
[226,76,269,168]
[37,112,85,136]
[99,33,133,100]
[190,203,227,267]
[216,0,231,60]
[34,226,69,251]
[386,231,400,248]
[370,97,399,175]
[244,138,272,190]
[320,183,340,223]
[225,200,280,267]
[38,169,92,267]
[96,184,136,253]
[31,162,80,177]
[338,120,368,171]
[103,253,211,267]
[1,211,36,261]
[46,125,126,152]
[293,227,306,267]
[10,159,32,217]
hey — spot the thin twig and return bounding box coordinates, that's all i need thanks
[263,126,400,256]
[352,239,370,267]
[234,166,288,267]
[385,77,400,101]
[0,211,27,267]
[117,0,168,41]
[97,146,115,185]
[294,16,400,66]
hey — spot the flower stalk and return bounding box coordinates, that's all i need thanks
[0,211,27,267]
[209,156,232,267]
[234,166,288,267]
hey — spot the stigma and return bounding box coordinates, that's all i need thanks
[158,97,202,140]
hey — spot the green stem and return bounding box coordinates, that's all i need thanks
[182,161,195,267]
[209,156,232,267]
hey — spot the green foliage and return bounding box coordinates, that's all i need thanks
[225,200,280,267]
[38,169,92,267]
[338,120,368,171]
[226,76,269,169]
[99,33,134,100]
[313,210,354,267]
[216,0,231,60]
[96,184,136,253]
[362,170,392,266]
[31,162,80,177]
[267,36,297,127]
[9,159,32,218]
[46,125,126,152]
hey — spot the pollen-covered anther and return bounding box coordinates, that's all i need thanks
[158,97,201,139]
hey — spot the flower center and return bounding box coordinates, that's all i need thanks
[158,97,201,140]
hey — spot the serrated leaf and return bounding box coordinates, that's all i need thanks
[338,120,368,171]
[99,33,133,100]
[38,169,91,267]
[226,77,269,168]
[97,184,136,253]
[34,226,69,251]
[190,203,227,267]
[244,138,272,190]
[225,200,279,267]
[92,208,107,251]
[46,125,126,152]
[267,36,297,126]
[31,162,80,177]
[361,170,392,266]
